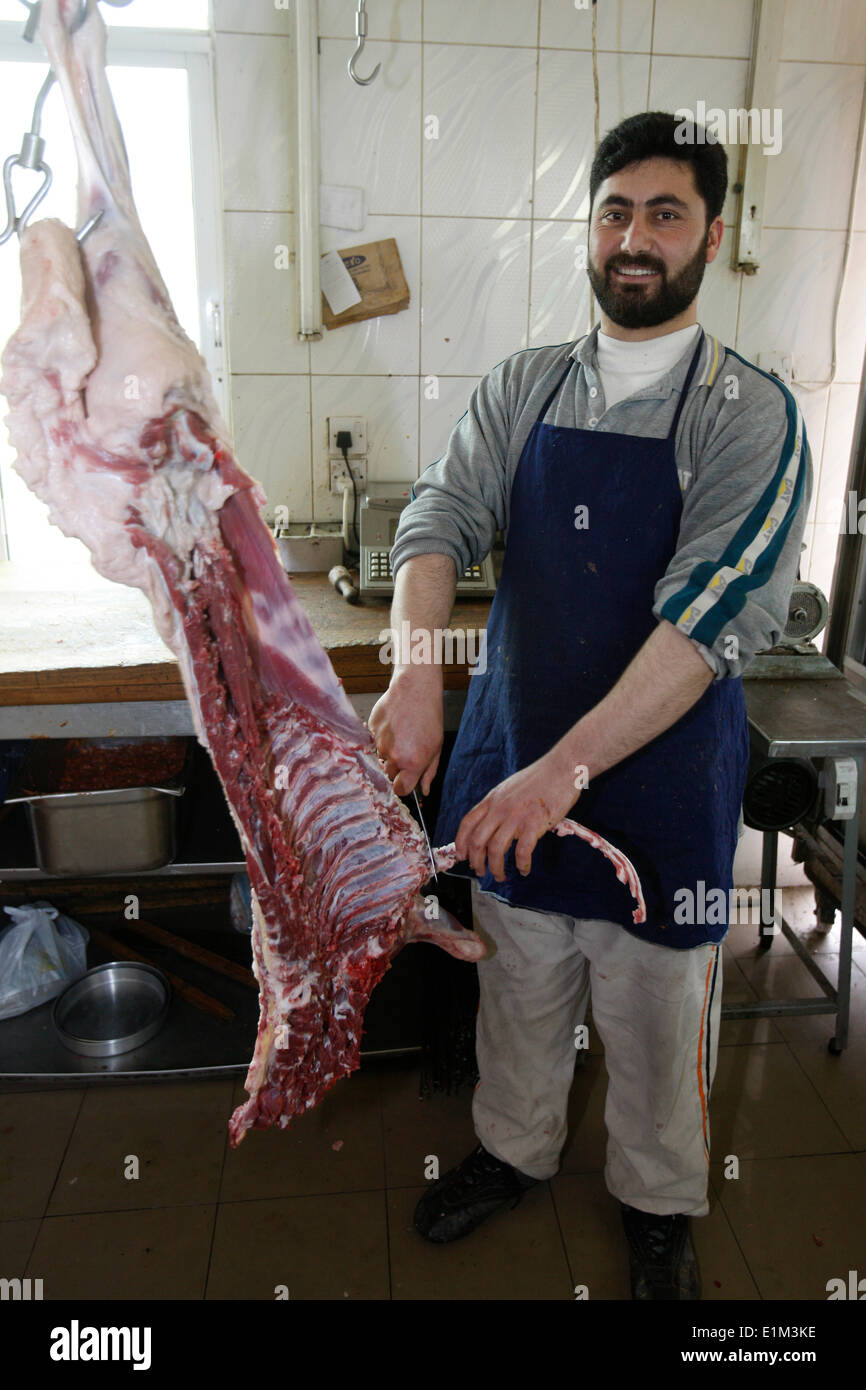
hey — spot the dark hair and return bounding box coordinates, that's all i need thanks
[589,111,728,228]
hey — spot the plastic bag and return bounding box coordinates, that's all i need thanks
[0,901,89,1020]
[229,872,252,934]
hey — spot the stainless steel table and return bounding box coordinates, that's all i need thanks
[731,671,866,1051]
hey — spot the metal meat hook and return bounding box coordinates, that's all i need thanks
[0,1,118,245]
[17,0,134,46]
[17,0,90,44]
[348,0,380,86]
[0,66,56,246]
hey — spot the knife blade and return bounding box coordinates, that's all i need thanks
[412,787,439,885]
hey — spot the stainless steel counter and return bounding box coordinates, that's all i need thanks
[0,690,469,739]
[745,675,866,758]
[731,673,866,1051]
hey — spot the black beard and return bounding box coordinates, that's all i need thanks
[586,238,709,329]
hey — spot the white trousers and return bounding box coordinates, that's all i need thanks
[469,882,722,1216]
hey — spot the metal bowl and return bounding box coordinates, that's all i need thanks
[52,962,171,1057]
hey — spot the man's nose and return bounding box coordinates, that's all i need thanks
[619,215,654,256]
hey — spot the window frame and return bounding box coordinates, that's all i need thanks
[0,21,228,560]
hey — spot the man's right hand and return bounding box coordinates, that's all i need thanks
[368,667,443,798]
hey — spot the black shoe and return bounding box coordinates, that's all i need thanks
[620,1203,701,1300]
[413,1143,540,1244]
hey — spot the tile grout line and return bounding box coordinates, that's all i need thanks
[40,1085,90,1221]
[708,1171,765,1300]
[226,208,866,234]
[310,34,866,66]
[33,1186,407,1221]
[545,1179,580,1299]
[646,0,656,120]
[416,0,426,479]
[523,0,542,351]
[377,1064,393,1299]
[23,1084,90,1281]
[779,1023,862,1153]
[710,1148,866,1298]
[202,1095,236,1299]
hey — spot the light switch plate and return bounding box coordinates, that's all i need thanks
[320,184,366,231]
[757,352,793,386]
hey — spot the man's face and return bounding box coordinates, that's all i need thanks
[587,158,723,332]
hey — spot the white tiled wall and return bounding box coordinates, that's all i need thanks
[212,0,866,608]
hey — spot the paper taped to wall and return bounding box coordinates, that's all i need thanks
[320,249,363,315]
[321,238,410,330]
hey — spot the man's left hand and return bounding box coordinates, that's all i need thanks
[454,749,581,882]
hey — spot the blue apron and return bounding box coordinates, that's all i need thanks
[435,336,750,950]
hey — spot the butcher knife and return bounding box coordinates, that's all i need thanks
[411,787,439,886]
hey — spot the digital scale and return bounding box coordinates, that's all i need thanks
[359,482,497,597]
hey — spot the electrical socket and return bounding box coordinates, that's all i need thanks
[330,457,367,494]
[328,415,367,456]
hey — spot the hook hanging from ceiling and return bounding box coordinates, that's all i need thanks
[348,0,380,86]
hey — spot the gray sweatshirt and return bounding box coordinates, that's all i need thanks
[390,323,813,679]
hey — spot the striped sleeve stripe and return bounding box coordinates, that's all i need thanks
[659,352,809,649]
[696,945,720,1163]
[698,334,721,389]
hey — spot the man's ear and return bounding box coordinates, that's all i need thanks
[705,216,724,263]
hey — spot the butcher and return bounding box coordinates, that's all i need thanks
[369,111,812,1300]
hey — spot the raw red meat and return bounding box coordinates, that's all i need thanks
[0,0,645,1145]
[0,0,485,1146]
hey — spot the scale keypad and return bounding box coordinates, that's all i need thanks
[368,551,484,583]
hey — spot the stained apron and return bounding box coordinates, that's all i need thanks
[434,336,750,949]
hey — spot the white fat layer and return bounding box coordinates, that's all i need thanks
[0,14,449,1141]
[0,221,237,649]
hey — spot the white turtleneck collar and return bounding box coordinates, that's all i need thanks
[594,322,701,410]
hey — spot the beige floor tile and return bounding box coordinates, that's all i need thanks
[47,1078,234,1216]
[737,950,866,1045]
[719,957,786,1046]
[378,1060,477,1189]
[207,1192,389,1299]
[584,1009,605,1056]
[725,885,866,959]
[553,1172,760,1301]
[785,1033,866,1149]
[694,1188,762,1301]
[559,1053,609,1174]
[0,1217,41,1275]
[781,916,866,959]
[549,1171,631,1299]
[221,1066,384,1201]
[713,1153,866,1299]
[388,1181,571,1299]
[0,1090,85,1220]
[710,1042,850,1159]
[737,946,850,998]
[378,1051,609,1188]
[780,885,866,951]
[28,1205,215,1299]
[725,921,794,959]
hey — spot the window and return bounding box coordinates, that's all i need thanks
[0,3,222,572]
[0,2,209,28]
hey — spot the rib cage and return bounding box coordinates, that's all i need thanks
[1,0,648,1148]
[0,0,485,1149]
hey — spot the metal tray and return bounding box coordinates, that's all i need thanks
[6,739,191,877]
[52,962,171,1057]
[9,783,184,876]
